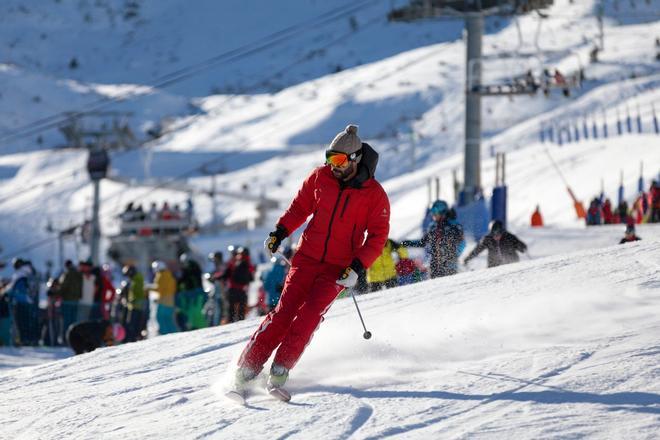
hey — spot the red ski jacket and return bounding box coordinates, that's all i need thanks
[221,257,255,291]
[277,143,390,269]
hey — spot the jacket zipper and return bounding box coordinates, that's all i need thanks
[320,188,344,263]
[351,224,356,252]
[340,194,351,218]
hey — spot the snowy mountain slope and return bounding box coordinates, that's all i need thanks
[0,0,460,153]
[0,2,658,437]
[1,232,658,439]
[0,0,457,91]
[0,0,658,267]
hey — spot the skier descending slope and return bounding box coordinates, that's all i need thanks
[230,124,390,402]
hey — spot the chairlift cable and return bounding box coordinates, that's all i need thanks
[0,5,388,261]
[0,0,380,149]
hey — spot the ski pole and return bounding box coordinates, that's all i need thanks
[276,251,292,267]
[348,288,372,340]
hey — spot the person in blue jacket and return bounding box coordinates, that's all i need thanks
[1,258,40,345]
[260,247,293,312]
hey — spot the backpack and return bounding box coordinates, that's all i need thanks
[231,261,253,285]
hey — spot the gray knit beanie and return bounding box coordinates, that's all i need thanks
[329,124,362,155]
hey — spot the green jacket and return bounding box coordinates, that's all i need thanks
[128,272,145,310]
[58,268,82,302]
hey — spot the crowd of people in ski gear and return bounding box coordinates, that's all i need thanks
[585,180,660,226]
[0,245,262,350]
[119,199,197,235]
[120,200,194,224]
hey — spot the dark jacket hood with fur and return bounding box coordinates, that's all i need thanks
[344,142,378,188]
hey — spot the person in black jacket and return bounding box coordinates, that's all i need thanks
[463,220,527,268]
[619,224,641,244]
[66,319,125,355]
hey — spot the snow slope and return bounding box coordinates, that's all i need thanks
[1,229,658,439]
[0,3,659,436]
[0,0,461,153]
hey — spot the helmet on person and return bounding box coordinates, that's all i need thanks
[208,251,223,263]
[430,200,449,216]
[491,220,504,234]
[236,246,250,257]
[151,260,167,272]
[625,224,635,235]
[12,257,24,270]
[179,253,189,264]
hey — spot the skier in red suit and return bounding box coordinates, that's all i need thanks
[234,124,390,394]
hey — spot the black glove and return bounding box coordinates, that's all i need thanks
[336,258,364,288]
[264,224,288,257]
[350,258,364,274]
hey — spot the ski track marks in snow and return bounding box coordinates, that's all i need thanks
[344,350,596,439]
[1,230,659,439]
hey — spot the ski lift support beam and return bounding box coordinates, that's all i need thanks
[389,0,554,204]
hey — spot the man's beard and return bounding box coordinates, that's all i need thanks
[332,164,355,181]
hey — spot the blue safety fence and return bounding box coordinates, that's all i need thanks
[491,186,508,229]
[539,102,659,145]
[455,197,490,242]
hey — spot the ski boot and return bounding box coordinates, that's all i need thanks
[225,367,257,404]
[267,363,291,402]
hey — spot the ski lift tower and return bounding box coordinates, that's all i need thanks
[389,0,553,204]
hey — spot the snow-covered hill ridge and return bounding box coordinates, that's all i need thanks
[0,0,461,153]
[1,235,659,439]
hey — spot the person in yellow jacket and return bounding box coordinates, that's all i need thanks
[122,264,146,342]
[149,261,179,335]
[366,239,400,292]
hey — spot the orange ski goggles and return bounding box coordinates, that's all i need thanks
[325,149,360,168]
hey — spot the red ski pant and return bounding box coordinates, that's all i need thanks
[238,252,344,371]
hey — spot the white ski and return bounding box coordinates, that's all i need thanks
[224,389,247,405]
[266,385,291,402]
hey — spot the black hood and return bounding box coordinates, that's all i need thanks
[344,142,379,188]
